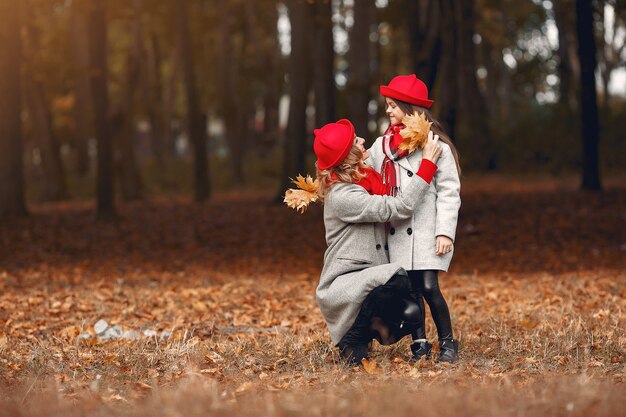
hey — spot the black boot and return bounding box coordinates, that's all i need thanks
[437,339,459,363]
[410,339,432,361]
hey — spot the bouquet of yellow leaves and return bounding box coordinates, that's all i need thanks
[397,112,433,154]
[284,174,320,213]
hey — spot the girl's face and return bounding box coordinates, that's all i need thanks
[354,136,369,160]
[385,98,406,126]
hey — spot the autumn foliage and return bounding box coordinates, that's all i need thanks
[0,177,624,416]
[398,112,433,153]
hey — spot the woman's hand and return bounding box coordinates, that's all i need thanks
[422,131,442,163]
[435,235,453,256]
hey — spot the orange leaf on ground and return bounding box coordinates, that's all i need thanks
[362,358,382,375]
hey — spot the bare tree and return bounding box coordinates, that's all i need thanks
[437,0,459,140]
[406,0,442,90]
[348,0,373,138]
[23,3,68,201]
[279,0,314,197]
[575,0,602,190]
[71,2,92,176]
[218,0,245,185]
[314,0,336,127]
[597,0,626,110]
[89,0,115,218]
[455,0,494,169]
[0,1,27,219]
[112,0,145,201]
[142,30,167,166]
[260,3,283,151]
[553,0,579,109]
[177,0,209,201]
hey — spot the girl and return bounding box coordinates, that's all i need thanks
[367,75,462,363]
[288,118,442,364]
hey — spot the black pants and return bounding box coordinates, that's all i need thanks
[408,270,454,341]
[338,273,420,361]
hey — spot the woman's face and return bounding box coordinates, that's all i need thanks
[385,98,406,126]
[355,136,369,160]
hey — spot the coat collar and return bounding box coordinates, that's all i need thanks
[397,150,423,172]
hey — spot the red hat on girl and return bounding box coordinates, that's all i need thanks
[313,119,355,170]
[380,74,434,108]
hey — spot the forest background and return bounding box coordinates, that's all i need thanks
[0,0,624,416]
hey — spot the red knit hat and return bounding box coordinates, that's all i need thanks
[313,119,355,170]
[380,74,434,108]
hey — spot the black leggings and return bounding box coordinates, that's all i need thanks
[408,270,454,341]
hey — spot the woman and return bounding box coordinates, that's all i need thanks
[308,119,442,364]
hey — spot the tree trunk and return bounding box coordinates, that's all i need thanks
[24,73,68,201]
[553,0,578,109]
[89,0,115,218]
[177,0,209,201]
[23,4,68,201]
[278,0,314,197]
[437,0,458,140]
[348,0,373,138]
[113,0,144,201]
[143,31,166,166]
[455,0,494,170]
[575,0,602,191]
[314,0,336,127]
[0,1,27,219]
[163,36,180,156]
[407,0,442,90]
[219,0,244,185]
[262,4,282,151]
[70,3,92,176]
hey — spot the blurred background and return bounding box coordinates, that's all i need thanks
[0,0,624,218]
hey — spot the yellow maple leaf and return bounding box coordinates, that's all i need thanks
[291,174,319,193]
[398,112,432,153]
[283,174,319,213]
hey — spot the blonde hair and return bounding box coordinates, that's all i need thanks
[316,144,368,202]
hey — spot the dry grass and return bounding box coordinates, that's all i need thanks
[0,177,624,416]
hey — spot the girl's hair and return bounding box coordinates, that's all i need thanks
[316,143,368,202]
[392,99,461,175]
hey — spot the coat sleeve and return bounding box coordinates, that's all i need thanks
[365,137,384,173]
[327,175,430,224]
[434,143,461,241]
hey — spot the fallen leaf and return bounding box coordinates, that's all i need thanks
[361,358,381,375]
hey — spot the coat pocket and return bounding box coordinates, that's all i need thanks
[336,256,372,265]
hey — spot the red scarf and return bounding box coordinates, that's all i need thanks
[355,167,388,195]
[331,166,388,196]
[381,124,409,197]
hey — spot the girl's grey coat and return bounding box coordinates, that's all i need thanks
[317,174,431,345]
[367,139,461,272]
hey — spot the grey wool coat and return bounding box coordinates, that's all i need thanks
[316,174,432,345]
[367,138,461,272]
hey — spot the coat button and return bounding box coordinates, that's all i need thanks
[407,228,413,235]
[384,244,389,250]
[376,244,381,250]
[407,171,413,177]
[390,227,395,235]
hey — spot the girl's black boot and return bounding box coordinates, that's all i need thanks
[437,339,458,363]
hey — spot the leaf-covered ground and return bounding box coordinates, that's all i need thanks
[0,176,624,416]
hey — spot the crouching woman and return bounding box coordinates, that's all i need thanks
[311,119,442,364]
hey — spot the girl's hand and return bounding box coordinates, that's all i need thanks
[435,235,453,256]
[422,131,442,163]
